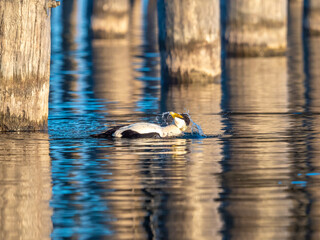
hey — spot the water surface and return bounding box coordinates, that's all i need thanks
[1,0,320,239]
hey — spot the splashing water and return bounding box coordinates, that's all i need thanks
[156,112,172,126]
[190,119,206,137]
[157,112,206,137]
[185,112,206,137]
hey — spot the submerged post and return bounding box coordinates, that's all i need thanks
[304,0,320,35]
[157,0,221,83]
[0,0,59,131]
[224,0,287,56]
[91,0,130,39]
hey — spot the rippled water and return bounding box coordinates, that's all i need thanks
[1,0,320,239]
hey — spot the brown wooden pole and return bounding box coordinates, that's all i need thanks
[91,0,130,39]
[304,0,320,35]
[224,0,288,57]
[0,0,59,132]
[157,0,221,84]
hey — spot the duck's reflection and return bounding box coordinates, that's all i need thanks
[93,132,223,239]
[0,133,52,240]
[92,137,189,239]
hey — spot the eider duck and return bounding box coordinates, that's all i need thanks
[91,112,191,138]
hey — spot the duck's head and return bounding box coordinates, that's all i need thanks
[169,112,191,131]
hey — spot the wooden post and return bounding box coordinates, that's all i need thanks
[304,0,320,35]
[0,0,59,132]
[157,0,221,83]
[224,0,287,56]
[91,0,130,39]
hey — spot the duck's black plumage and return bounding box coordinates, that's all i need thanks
[121,130,161,138]
[180,113,190,126]
[90,125,126,138]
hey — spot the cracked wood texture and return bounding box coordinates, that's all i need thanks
[0,0,51,131]
[224,0,287,57]
[157,0,221,84]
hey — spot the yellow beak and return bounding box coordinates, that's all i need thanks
[170,112,184,119]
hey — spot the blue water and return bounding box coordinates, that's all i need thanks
[1,0,320,239]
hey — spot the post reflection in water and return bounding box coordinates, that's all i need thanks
[305,35,320,239]
[49,0,96,137]
[161,140,223,240]
[0,133,52,240]
[160,81,223,239]
[91,0,159,122]
[223,57,288,113]
[288,0,305,112]
[0,0,316,239]
[92,38,143,118]
[285,2,312,237]
[221,57,294,239]
[58,0,80,101]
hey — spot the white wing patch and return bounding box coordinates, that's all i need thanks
[113,123,163,138]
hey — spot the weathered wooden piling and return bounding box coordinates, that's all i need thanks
[304,0,320,35]
[0,0,59,132]
[224,0,287,57]
[91,0,130,39]
[157,0,221,83]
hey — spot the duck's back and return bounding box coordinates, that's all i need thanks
[113,123,162,138]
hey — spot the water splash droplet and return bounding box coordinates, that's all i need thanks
[185,112,206,137]
[158,111,206,137]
